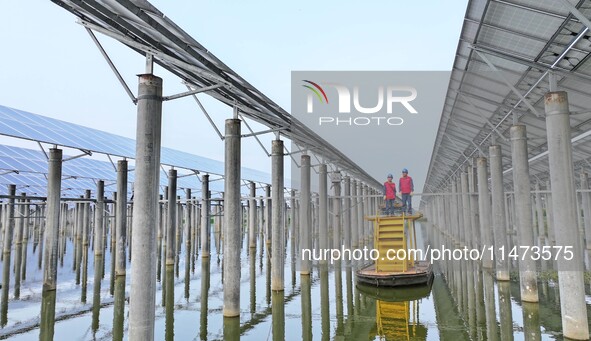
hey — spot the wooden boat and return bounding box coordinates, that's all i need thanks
[356,279,433,302]
[356,213,433,287]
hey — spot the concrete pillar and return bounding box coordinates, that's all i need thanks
[489,144,509,280]
[363,185,370,245]
[300,154,311,275]
[580,172,591,249]
[20,199,30,281]
[332,173,341,248]
[82,190,91,246]
[223,118,241,317]
[265,184,272,245]
[509,125,538,303]
[357,182,364,248]
[185,188,192,252]
[546,180,556,245]
[319,164,328,256]
[468,163,480,248]
[42,149,62,291]
[290,189,296,244]
[343,176,351,250]
[476,157,493,268]
[1,187,14,259]
[460,168,472,248]
[544,91,588,339]
[201,174,210,257]
[503,191,512,248]
[166,169,177,265]
[271,139,284,291]
[13,193,25,298]
[128,74,163,341]
[455,176,464,245]
[351,180,358,248]
[450,179,459,244]
[176,195,182,254]
[94,180,105,256]
[115,160,127,276]
[248,182,257,248]
[535,182,546,246]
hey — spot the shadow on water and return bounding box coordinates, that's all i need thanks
[2,219,591,340]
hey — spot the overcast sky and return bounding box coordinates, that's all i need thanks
[0,1,468,192]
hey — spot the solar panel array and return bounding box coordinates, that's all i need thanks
[0,105,275,198]
[0,104,270,179]
[0,144,224,198]
[423,0,591,199]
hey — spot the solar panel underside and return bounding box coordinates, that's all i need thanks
[0,105,277,198]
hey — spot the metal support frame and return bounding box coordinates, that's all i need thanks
[37,142,49,160]
[189,88,224,141]
[241,127,286,138]
[558,0,591,32]
[62,149,92,162]
[238,113,272,157]
[162,84,223,101]
[473,49,542,117]
[85,28,137,104]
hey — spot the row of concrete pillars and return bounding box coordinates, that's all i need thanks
[428,220,560,341]
[424,91,589,340]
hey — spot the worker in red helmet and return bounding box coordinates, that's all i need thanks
[383,173,397,215]
[399,168,414,214]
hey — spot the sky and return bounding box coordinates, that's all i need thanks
[0,1,469,193]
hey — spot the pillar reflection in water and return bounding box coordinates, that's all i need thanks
[249,248,256,315]
[112,276,126,341]
[474,266,486,339]
[483,269,499,341]
[497,281,513,341]
[200,258,210,341]
[184,242,191,300]
[334,261,344,337]
[320,264,330,341]
[91,255,104,335]
[272,291,284,341]
[81,243,89,303]
[522,302,541,341]
[165,265,175,341]
[223,316,240,341]
[301,274,312,341]
[39,289,57,341]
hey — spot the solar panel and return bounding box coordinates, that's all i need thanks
[0,144,232,199]
[0,104,271,186]
[423,0,591,196]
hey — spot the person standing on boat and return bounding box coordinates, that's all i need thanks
[399,168,414,214]
[383,174,397,215]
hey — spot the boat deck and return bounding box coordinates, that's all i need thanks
[357,261,431,277]
[356,261,433,287]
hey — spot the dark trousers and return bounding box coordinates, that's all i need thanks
[385,199,395,215]
[401,193,412,213]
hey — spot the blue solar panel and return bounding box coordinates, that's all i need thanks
[0,105,271,185]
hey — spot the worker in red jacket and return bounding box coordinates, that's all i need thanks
[399,168,414,214]
[383,173,397,215]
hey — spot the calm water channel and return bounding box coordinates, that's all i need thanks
[0,218,590,340]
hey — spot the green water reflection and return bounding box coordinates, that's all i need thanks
[1,222,591,340]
